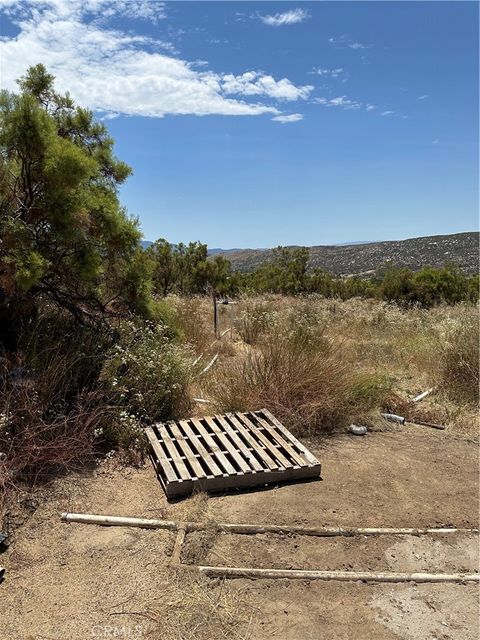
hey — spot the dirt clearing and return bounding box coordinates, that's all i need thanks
[0,427,478,639]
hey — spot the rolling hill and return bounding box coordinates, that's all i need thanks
[211,232,479,276]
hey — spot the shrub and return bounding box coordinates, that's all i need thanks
[0,324,111,488]
[101,319,193,423]
[169,296,213,353]
[209,327,389,435]
[235,300,277,345]
[437,307,479,404]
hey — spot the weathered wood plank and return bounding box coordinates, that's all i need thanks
[236,413,295,469]
[145,426,178,482]
[158,424,191,481]
[178,420,223,477]
[168,421,207,479]
[225,413,279,470]
[216,415,263,472]
[204,416,252,473]
[148,410,321,498]
[252,413,310,467]
[259,409,321,467]
[190,418,238,475]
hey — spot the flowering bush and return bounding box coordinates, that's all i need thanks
[101,320,193,424]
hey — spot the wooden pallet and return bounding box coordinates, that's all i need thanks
[145,409,321,498]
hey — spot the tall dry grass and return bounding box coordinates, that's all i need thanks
[208,300,390,435]
[204,296,478,436]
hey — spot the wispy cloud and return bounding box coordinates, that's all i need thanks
[0,0,311,119]
[259,8,309,27]
[315,96,363,111]
[381,110,395,116]
[418,95,429,100]
[432,139,440,144]
[272,113,304,124]
[329,35,373,50]
[366,104,376,111]
[309,67,344,78]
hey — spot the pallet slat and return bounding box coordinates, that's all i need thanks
[252,413,310,468]
[147,409,321,498]
[216,415,264,472]
[178,420,223,477]
[236,413,296,470]
[190,418,238,475]
[225,413,279,471]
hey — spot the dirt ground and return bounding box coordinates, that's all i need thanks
[0,427,478,640]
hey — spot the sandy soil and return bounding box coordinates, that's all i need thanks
[0,427,478,639]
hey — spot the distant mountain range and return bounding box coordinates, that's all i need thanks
[141,232,479,276]
[213,232,479,276]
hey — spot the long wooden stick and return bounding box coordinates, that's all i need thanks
[61,513,478,537]
[198,565,480,583]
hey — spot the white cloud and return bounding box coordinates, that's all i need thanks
[366,104,376,111]
[418,95,429,100]
[221,72,313,101]
[0,0,311,119]
[315,96,362,110]
[381,110,395,116]
[310,67,344,78]
[271,113,304,124]
[260,8,309,27]
[432,139,440,144]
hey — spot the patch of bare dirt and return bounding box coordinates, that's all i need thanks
[0,428,478,639]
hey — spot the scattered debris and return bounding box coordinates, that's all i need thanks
[145,408,321,498]
[349,424,368,436]
[192,354,203,367]
[381,413,406,425]
[410,420,446,431]
[412,387,436,403]
[193,397,211,404]
[0,531,8,547]
[199,353,219,376]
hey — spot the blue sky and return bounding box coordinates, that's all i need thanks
[1,1,478,247]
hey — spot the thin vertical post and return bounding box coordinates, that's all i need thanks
[213,289,219,338]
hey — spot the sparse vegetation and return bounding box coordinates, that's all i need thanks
[1,66,477,527]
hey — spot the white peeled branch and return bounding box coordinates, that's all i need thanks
[192,354,203,367]
[199,353,219,376]
[412,387,435,403]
